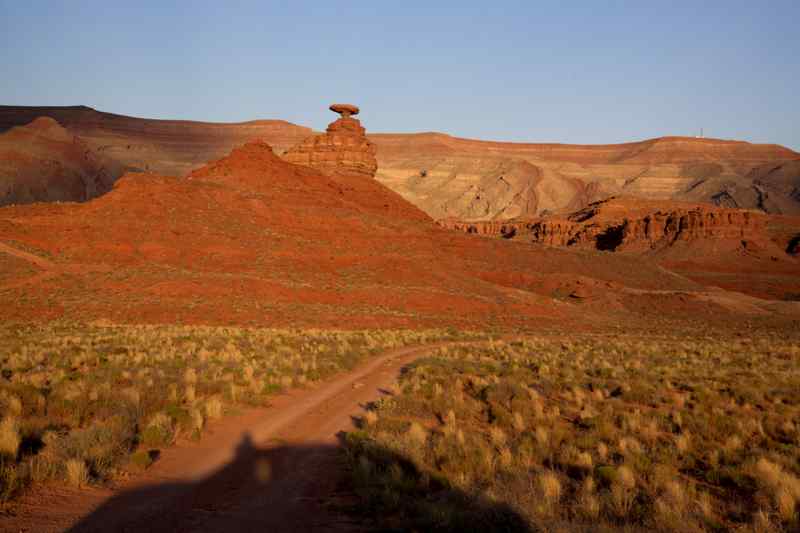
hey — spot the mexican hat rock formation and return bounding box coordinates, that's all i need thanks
[283,103,378,179]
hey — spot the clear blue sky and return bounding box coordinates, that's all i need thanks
[1,1,798,150]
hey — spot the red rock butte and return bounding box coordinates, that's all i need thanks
[284,103,377,179]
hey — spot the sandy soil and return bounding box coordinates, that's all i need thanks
[0,342,461,532]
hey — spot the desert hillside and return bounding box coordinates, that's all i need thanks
[0,117,125,205]
[371,132,800,219]
[3,136,795,330]
[1,106,797,218]
[0,105,312,177]
[442,196,800,300]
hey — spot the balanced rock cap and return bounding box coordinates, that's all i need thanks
[329,103,360,117]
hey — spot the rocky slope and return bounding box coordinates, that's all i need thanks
[0,117,125,205]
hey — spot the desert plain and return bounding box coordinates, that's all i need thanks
[0,101,798,532]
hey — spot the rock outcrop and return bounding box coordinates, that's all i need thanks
[549,208,765,250]
[283,104,377,179]
[442,197,795,256]
[526,198,771,252]
[437,218,533,238]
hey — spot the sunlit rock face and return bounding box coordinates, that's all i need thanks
[283,104,377,179]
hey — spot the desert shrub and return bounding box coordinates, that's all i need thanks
[204,396,224,420]
[141,413,175,448]
[346,334,800,531]
[128,450,154,471]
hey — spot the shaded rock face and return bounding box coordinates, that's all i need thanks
[283,105,377,179]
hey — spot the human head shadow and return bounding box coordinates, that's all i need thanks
[66,432,532,532]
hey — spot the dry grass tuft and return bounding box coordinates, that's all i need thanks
[363,410,378,426]
[65,458,88,488]
[0,417,20,460]
[205,396,223,420]
[538,470,562,514]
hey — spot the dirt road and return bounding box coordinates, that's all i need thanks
[3,343,449,532]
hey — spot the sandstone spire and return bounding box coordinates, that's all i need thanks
[283,103,378,179]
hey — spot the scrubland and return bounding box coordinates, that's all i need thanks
[0,321,472,501]
[346,334,800,532]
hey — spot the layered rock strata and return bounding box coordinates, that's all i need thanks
[283,104,377,179]
[437,218,533,238]
[526,201,767,251]
[443,197,788,254]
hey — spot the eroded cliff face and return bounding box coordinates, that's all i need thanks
[283,106,377,179]
[526,199,772,253]
[437,218,533,238]
[621,210,763,249]
[528,217,605,248]
[372,133,800,220]
[441,197,791,257]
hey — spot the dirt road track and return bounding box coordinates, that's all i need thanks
[2,342,456,532]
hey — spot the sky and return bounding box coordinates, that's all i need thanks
[1,1,798,150]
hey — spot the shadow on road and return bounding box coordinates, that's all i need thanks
[66,432,531,532]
